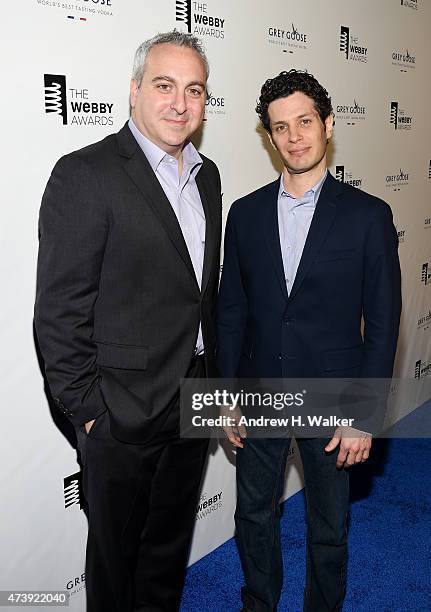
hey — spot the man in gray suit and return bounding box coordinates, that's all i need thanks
[35,31,221,611]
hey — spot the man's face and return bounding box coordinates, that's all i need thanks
[267,91,333,176]
[130,43,207,158]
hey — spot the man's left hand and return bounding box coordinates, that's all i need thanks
[325,427,372,468]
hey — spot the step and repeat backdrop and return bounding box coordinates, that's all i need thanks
[1,0,430,608]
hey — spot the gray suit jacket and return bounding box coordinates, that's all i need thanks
[35,122,222,443]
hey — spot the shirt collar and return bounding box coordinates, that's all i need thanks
[279,169,328,207]
[128,117,202,174]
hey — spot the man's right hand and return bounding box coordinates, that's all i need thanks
[85,419,95,434]
[220,405,246,448]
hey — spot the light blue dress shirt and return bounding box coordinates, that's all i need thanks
[278,171,327,294]
[128,118,205,353]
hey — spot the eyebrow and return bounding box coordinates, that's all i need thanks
[152,76,206,88]
[271,113,315,125]
[270,111,314,126]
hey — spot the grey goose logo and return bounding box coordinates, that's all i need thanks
[44,74,68,125]
[394,169,408,181]
[335,99,367,125]
[285,22,307,42]
[206,92,225,108]
[392,49,416,72]
[401,0,418,9]
[268,22,308,53]
[205,91,226,119]
[351,99,363,113]
[417,309,431,331]
[385,169,409,191]
[290,23,299,36]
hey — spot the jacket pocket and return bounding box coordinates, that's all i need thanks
[322,345,363,372]
[96,342,148,370]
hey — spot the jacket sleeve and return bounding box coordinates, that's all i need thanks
[352,201,402,435]
[34,153,109,427]
[361,201,402,379]
[216,206,248,378]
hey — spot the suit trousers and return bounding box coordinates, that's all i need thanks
[76,357,208,612]
[236,437,349,612]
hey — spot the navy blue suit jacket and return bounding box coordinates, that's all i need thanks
[217,172,401,394]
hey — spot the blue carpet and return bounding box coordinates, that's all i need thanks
[181,403,431,611]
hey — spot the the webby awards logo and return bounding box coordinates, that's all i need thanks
[196,490,223,520]
[44,74,114,127]
[421,262,431,286]
[335,165,363,188]
[175,0,225,39]
[339,26,368,63]
[390,101,413,131]
[415,358,431,379]
[63,472,84,510]
[44,74,68,125]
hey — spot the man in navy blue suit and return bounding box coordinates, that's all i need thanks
[216,70,401,611]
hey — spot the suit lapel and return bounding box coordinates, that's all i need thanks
[196,168,217,296]
[288,173,339,302]
[263,180,289,302]
[117,124,199,288]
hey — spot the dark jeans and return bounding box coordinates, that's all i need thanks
[236,437,349,612]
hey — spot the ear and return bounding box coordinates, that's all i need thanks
[324,114,334,140]
[267,130,278,151]
[130,79,139,109]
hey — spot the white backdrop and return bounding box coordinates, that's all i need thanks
[1,0,430,609]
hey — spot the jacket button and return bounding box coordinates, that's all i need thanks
[278,354,282,360]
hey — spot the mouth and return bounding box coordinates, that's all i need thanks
[164,118,188,126]
[289,147,310,157]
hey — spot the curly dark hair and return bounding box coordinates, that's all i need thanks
[256,69,333,132]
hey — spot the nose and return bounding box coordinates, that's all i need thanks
[288,126,301,142]
[171,89,187,115]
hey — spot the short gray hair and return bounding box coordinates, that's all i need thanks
[132,30,209,86]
